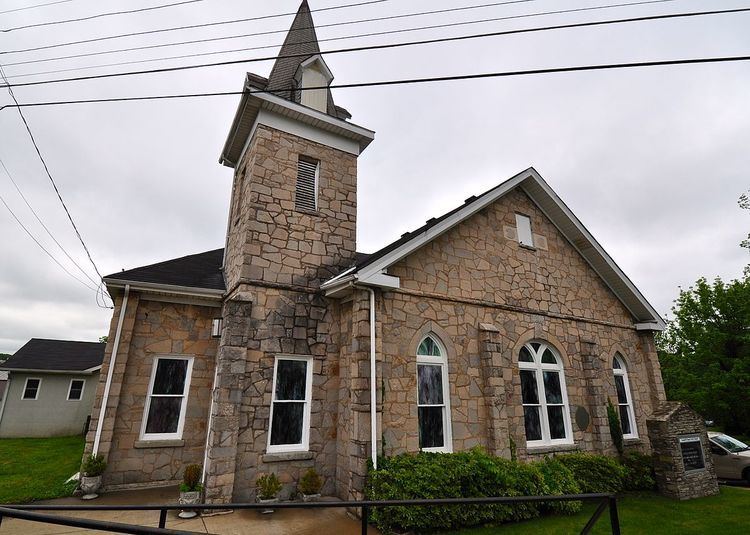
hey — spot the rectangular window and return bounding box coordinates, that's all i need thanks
[22,378,41,400]
[295,157,319,212]
[67,379,85,401]
[267,356,313,453]
[515,213,534,247]
[417,363,447,450]
[140,357,193,441]
[211,318,222,338]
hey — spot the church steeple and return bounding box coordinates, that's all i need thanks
[266,0,340,117]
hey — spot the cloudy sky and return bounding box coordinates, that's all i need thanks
[0,0,748,354]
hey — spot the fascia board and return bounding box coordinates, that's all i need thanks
[104,278,224,299]
[0,368,98,375]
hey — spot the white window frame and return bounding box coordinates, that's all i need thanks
[515,213,534,247]
[267,355,313,454]
[139,355,194,442]
[21,377,42,400]
[67,378,86,401]
[613,354,638,439]
[519,341,573,448]
[416,335,453,453]
[211,318,222,338]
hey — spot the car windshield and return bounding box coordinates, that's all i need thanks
[712,434,750,453]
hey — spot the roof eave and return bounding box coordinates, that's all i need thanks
[104,278,225,299]
[0,367,100,375]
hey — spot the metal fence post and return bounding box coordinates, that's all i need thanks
[361,505,369,535]
[608,496,621,535]
[158,508,167,529]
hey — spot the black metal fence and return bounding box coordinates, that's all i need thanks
[1,493,620,535]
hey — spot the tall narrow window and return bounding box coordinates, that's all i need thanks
[22,378,41,400]
[141,357,193,441]
[515,213,534,247]
[67,379,85,401]
[295,157,319,212]
[416,335,453,452]
[613,354,637,439]
[518,342,572,447]
[268,356,313,453]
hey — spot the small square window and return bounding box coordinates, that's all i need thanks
[22,378,41,400]
[68,379,85,401]
[211,318,222,338]
[515,213,534,247]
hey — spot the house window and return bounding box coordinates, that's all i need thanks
[613,354,637,439]
[211,318,222,338]
[518,341,573,447]
[140,356,194,441]
[22,378,41,400]
[416,334,453,453]
[67,379,85,401]
[295,157,319,212]
[267,356,313,453]
[515,213,534,247]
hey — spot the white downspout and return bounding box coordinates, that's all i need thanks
[201,362,219,483]
[367,287,377,470]
[92,284,130,455]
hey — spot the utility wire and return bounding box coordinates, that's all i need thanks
[2,0,687,79]
[0,65,108,297]
[0,0,72,15]
[1,0,392,55]
[2,54,748,112]
[2,0,208,33]
[3,5,746,90]
[0,191,99,293]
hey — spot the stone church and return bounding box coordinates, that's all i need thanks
[84,1,666,504]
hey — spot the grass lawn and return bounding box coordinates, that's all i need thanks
[0,435,84,504]
[448,487,750,535]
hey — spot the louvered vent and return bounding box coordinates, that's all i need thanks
[295,157,319,212]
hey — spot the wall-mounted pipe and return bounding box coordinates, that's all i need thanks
[367,287,377,470]
[92,284,129,455]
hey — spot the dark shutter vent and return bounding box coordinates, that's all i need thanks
[295,158,318,212]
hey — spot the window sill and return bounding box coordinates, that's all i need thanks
[262,451,314,463]
[134,439,185,449]
[519,243,537,251]
[525,443,579,455]
[623,437,643,445]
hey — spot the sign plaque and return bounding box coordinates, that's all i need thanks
[679,435,705,472]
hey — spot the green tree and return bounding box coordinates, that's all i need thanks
[0,353,10,362]
[657,275,750,434]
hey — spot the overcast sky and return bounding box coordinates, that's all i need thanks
[0,0,748,354]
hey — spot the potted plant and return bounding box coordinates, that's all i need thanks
[178,464,203,519]
[256,473,282,514]
[298,468,322,502]
[79,454,107,500]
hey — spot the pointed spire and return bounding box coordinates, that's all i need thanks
[267,1,334,112]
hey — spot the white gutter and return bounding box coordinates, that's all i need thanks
[366,288,377,470]
[93,284,130,455]
[104,278,224,299]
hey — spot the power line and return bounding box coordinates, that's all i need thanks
[0,65,107,293]
[2,54,748,112]
[1,0,392,55]
[0,191,99,293]
[3,4,746,90]
[3,0,686,79]
[2,0,207,33]
[0,0,72,15]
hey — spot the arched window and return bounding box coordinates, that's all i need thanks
[416,334,453,453]
[518,341,573,446]
[613,353,637,439]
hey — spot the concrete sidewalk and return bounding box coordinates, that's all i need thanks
[1,486,378,534]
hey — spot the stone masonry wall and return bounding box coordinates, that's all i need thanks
[96,298,219,489]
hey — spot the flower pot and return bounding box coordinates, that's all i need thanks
[80,475,102,500]
[257,496,279,514]
[301,493,321,502]
[178,490,202,519]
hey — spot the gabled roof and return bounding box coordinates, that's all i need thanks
[323,167,664,329]
[1,339,105,373]
[104,249,225,293]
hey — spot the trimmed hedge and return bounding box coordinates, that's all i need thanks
[366,448,582,533]
[621,451,656,491]
[555,453,626,494]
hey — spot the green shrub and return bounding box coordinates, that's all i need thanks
[607,400,624,456]
[256,473,282,500]
[180,464,203,493]
[298,468,323,495]
[366,448,581,533]
[80,454,106,477]
[621,451,656,491]
[534,457,582,515]
[556,453,625,494]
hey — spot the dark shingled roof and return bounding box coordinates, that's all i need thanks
[2,339,105,372]
[105,248,225,291]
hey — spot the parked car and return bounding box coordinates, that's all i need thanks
[708,432,750,482]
